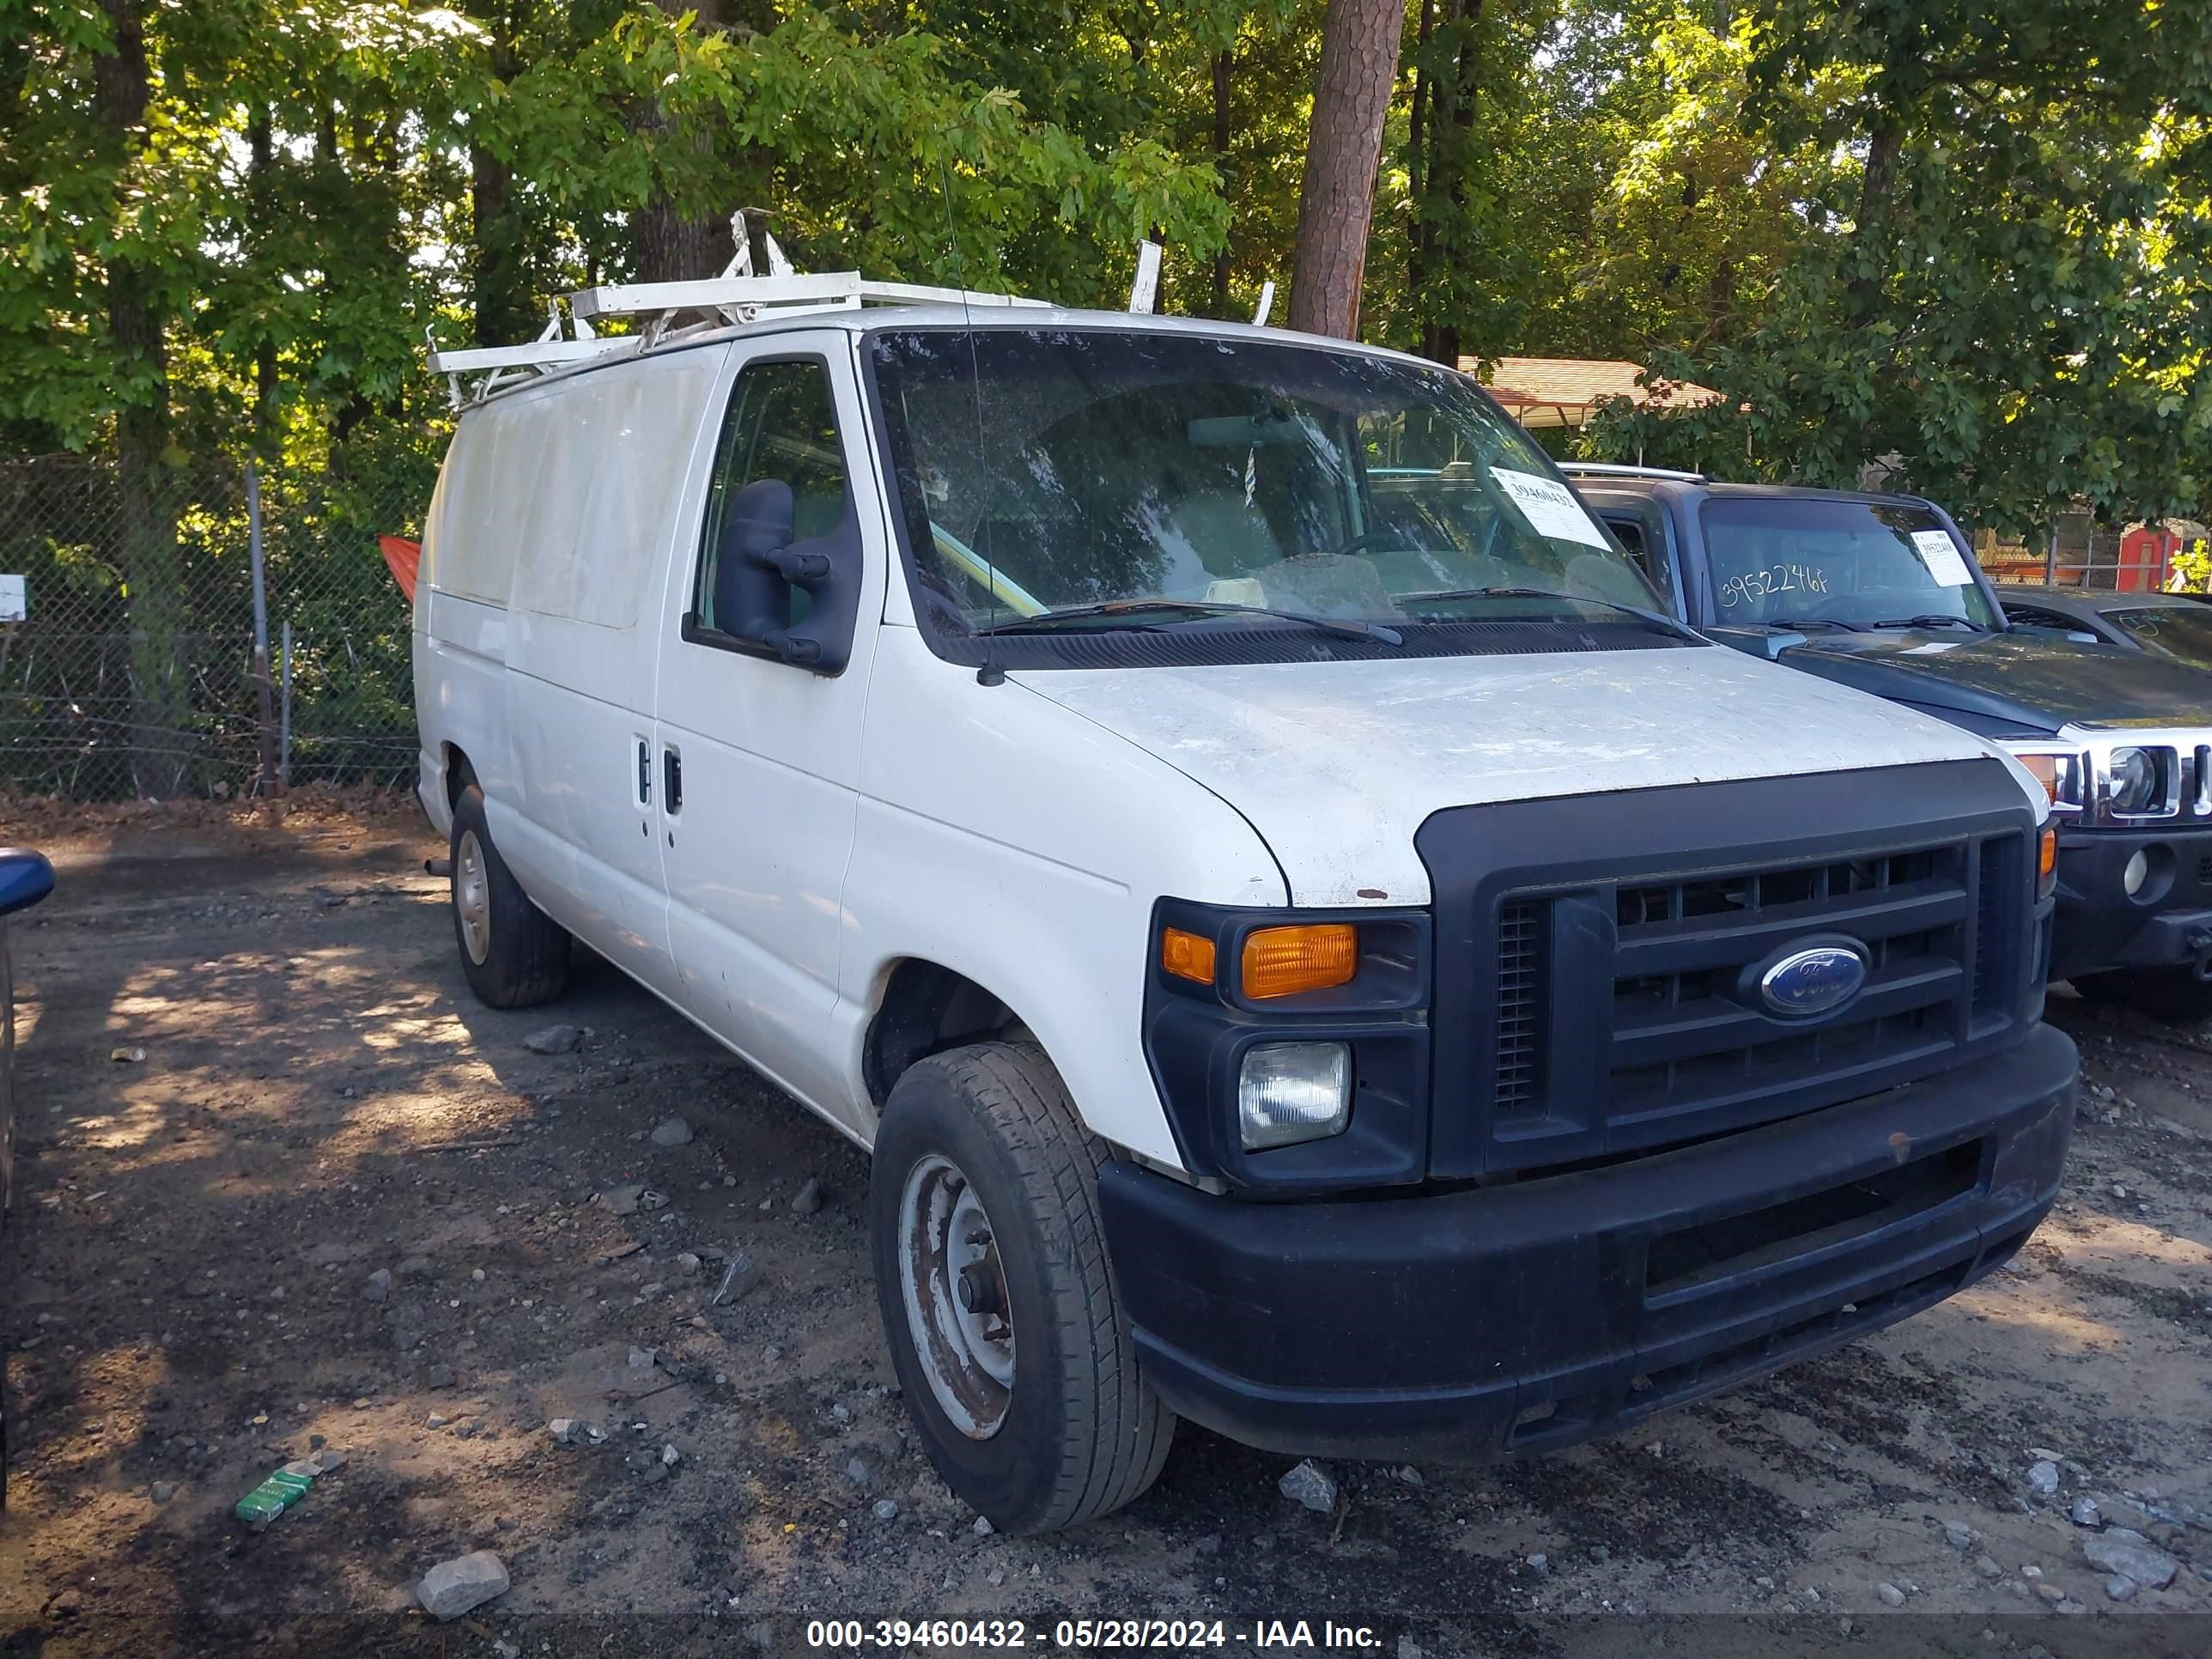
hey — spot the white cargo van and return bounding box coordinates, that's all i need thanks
[414,276,2078,1534]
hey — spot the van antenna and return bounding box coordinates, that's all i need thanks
[937,145,1006,687]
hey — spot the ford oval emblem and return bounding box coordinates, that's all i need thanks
[1759,943,1869,1018]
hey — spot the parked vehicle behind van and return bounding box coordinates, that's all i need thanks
[1571,466,2212,1024]
[416,279,2075,1533]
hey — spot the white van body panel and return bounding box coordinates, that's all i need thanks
[1016,648,2008,907]
[651,331,890,1135]
[839,622,1286,1163]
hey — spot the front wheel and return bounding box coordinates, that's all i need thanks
[2072,963,2212,1026]
[869,1043,1174,1534]
[449,783,570,1009]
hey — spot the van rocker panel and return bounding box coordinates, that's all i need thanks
[1098,1021,2075,1462]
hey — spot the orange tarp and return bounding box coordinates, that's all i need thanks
[380,535,421,603]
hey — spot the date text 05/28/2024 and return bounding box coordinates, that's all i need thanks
[805,1618,1389,1650]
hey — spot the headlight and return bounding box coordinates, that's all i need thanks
[1238,1042,1350,1150]
[2107,746,2162,814]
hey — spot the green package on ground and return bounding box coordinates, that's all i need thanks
[234,1465,314,1528]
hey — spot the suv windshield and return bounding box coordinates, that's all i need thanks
[1699,497,2002,631]
[867,328,1674,663]
[2106,603,2212,671]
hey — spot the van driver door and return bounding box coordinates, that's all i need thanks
[651,333,887,1134]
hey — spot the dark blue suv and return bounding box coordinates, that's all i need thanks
[1569,465,2212,1023]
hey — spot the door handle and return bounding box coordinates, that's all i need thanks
[636,738,652,805]
[662,748,683,814]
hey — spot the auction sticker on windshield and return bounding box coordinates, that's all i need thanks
[1910,529,1974,586]
[1491,468,1610,549]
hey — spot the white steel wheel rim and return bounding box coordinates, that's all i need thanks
[898,1152,1014,1439]
[455,830,491,966]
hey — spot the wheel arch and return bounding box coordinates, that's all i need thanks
[862,958,1036,1110]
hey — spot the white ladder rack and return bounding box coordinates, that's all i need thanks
[428,224,1271,405]
[429,210,1054,408]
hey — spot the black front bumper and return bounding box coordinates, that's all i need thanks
[2051,826,2212,981]
[1101,1023,2076,1463]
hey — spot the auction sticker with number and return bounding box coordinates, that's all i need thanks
[1909,529,1974,586]
[1490,468,1610,549]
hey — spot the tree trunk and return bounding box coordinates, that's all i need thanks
[248,110,278,435]
[1210,48,1233,313]
[635,0,734,283]
[1848,115,1904,330]
[1289,0,1404,339]
[470,140,532,347]
[1413,0,1482,365]
[634,197,734,284]
[469,8,533,348]
[94,0,190,798]
[1407,0,1432,321]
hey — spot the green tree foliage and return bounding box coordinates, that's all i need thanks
[3,3,2208,774]
[1583,1,2212,533]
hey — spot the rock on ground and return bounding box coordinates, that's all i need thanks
[651,1116,693,1146]
[1278,1459,1338,1513]
[2082,1528,2179,1589]
[523,1024,581,1055]
[2027,1460,2061,1497]
[790,1177,823,1215]
[416,1550,509,1621]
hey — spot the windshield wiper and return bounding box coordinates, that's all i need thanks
[978,599,1403,647]
[1398,586,1702,643]
[1767,616,1866,632]
[1871,613,1988,632]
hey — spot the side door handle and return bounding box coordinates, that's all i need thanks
[636,738,652,805]
[662,748,683,814]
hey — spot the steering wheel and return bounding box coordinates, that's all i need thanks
[1324,526,1393,559]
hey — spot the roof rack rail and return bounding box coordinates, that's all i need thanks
[1557,461,1708,484]
[427,217,1050,406]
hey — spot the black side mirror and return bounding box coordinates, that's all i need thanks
[712,477,860,676]
[714,478,797,636]
[0,851,52,919]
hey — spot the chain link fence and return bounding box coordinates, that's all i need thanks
[0,454,433,800]
[1973,511,2212,593]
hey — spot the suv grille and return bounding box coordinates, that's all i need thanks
[1483,830,2027,1168]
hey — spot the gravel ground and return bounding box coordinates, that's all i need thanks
[0,805,2208,1657]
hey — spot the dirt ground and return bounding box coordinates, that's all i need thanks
[1,799,2209,1658]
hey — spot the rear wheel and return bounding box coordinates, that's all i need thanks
[2072,964,2212,1025]
[449,783,569,1009]
[869,1043,1174,1534]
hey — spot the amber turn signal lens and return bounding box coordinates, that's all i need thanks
[1161,927,1218,986]
[1241,924,1358,1000]
[2039,826,2057,889]
[2019,753,2063,805]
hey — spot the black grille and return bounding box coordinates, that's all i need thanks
[1481,830,2027,1170]
[1493,902,1541,1109]
[1607,842,1969,1134]
[1972,836,2021,1024]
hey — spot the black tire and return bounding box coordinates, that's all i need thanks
[449,783,569,1009]
[2072,964,2212,1026]
[869,1042,1174,1534]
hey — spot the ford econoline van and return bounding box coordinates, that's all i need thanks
[415,283,2077,1533]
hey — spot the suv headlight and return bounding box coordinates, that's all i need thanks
[2106,746,2165,814]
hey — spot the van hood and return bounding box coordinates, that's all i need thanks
[1011,646,2004,906]
[1760,629,2212,738]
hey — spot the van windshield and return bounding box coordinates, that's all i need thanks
[1699,497,2002,632]
[867,328,1675,664]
